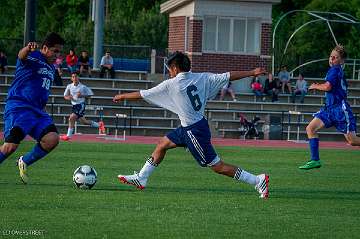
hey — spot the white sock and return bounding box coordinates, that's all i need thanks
[138,157,158,179]
[234,168,259,185]
[90,121,99,128]
[67,128,74,137]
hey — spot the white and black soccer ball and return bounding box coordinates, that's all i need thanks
[73,165,97,189]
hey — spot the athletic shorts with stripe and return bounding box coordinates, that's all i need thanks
[72,102,86,118]
[167,118,220,167]
[314,101,356,134]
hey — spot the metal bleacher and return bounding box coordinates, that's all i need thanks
[0,72,359,141]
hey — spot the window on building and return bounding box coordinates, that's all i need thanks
[246,19,260,53]
[218,18,230,52]
[203,16,260,54]
[233,19,246,52]
[203,17,217,51]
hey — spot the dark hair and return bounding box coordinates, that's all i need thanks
[42,32,65,48]
[166,51,191,72]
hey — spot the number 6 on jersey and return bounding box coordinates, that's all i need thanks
[186,85,202,111]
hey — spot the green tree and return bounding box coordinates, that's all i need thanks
[0,0,168,63]
[272,0,360,77]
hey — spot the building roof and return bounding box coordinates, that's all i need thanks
[160,0,281,13]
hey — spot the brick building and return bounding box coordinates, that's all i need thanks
[160,0,280,73]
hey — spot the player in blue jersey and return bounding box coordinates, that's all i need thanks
[113,52,270,199]
[0,32,65,183]
[299,45,360,170]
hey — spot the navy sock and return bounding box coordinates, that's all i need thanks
[0,152,7,164]
[22,144,49,166]
[309,138,320,161]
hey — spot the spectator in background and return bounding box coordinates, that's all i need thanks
[278,65,292,94]
[66,49,78,73]
[53,55,64,86]
[0,51,8,74]
[264,73,281,102]
[291,73,307,103]
[100,50,115,78]
[79,50,92,77]
[219,82,236,101]
[251,77,264,100]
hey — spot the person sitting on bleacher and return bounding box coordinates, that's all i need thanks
[53,55,64,86]
[100,50,115,79]
[0,51,8,74]
[79,50,92,78]
[264,73,281,102]
[278,65,292,94]
[219,82,236,101]
[251,76,264,101]
[66,49,78,73]
[291,73,307,103]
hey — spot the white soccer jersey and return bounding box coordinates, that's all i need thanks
[140,72,230,127]
[64,82,94,105]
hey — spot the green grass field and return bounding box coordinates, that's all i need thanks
[0,141,359,239]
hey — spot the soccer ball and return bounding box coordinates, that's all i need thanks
[73,165,97,189]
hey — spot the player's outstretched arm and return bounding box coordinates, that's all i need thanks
[113,91,142,103]
[309,82,332,92]
[229,67,266,81]
[18,42,38,60]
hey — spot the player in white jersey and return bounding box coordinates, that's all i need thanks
[60,72,104,141]
[113,52,269,199]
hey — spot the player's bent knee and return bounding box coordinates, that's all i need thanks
[39,125,59,150]
[40,133,59,151]
[347,138,360,146]
[158,137,171,148]
[69,114,77,121]
[306,125,316,136]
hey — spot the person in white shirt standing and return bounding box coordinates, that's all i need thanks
[113,51,270,199]
[60,72,104,141]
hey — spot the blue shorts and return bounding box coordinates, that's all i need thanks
[314,101,357,134]
[72,103,86,118]
[167,118,220,167]
[4,106,55,142]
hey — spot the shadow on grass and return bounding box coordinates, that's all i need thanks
[92,186,360,201]
[2,181,358,200]
[0,181,72,188]
[136,185,253,194]
[92,187,136,192]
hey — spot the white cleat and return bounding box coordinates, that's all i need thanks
[17,156,28,184]
[255,174,269,199]
[117,171,147,190]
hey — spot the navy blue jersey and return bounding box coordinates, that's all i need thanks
[6,50,55,110]
[324,65,347,106]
